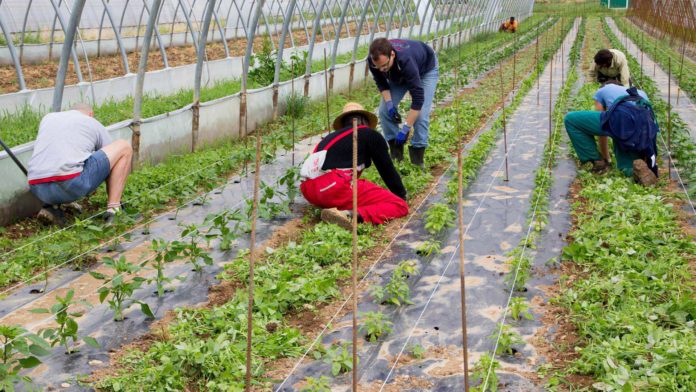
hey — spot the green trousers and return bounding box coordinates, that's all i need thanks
[563,111,638,176]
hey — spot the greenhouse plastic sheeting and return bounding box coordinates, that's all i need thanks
[139,105,195,164]
[199,94,242,146]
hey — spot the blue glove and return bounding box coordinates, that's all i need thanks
[386,100,401,123]
[395,124,411,146]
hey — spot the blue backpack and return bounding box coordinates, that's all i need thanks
[600,87,659,175]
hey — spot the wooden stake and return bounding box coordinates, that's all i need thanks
[512,33,517,92]
[500,64,509,182]
[640,31,644,87]
[244,124,263,392]
[291,57,296,166]
[549,45,554,140]
[324,48,331,137]
[677,39,685,105]
[351,117,359,392]
[536,34,540,106]
[667,57,672,179]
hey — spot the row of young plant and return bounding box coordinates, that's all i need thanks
[92,18,573,391]
[0,15,552,149]
[460,19,584,392]
[543,18,696,391]
[612,17,695,101]
[0,19,551,389]
[358,18,578,392]
[602,19,696,198]
[0,17,552,291]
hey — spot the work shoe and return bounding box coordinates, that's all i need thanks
[590,159,609,173]
[632,159,658,186]
[104,204,123,226]
[63,201,83,214]
[37,206,67,227]
[321,208,352,230]
[408,146,426,169]
[388,140,404,162]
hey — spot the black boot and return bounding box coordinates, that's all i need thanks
[408,146,426,169]
[388,140,404,162]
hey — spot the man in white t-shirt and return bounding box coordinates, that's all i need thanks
[27,103,132,224]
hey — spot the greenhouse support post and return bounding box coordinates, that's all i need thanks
[131,0,163,166]
[51,0,86,112]
[240,0,266,139]
[101,0,130,74]
[19,0,34,61]
[192,0,217,152]
[324,48,331,134]
[49,0,84,86]
[0,9,26,90]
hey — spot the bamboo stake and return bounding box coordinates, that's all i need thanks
[549,44,554,140]
[324,48,330,137]
[291,57,296,166]
[500,64,509,182]
[561,18,565,86]
[640,31,644,87]
[667,56,672,179]
[677,39,685,105]
[351,116,359,392]
[512,32,517,92]
[244,124,263,392]
[536,34,540,106]
[455,65,470,392]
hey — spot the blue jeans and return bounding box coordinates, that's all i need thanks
[378,64,439,148]
[30,150,111,206]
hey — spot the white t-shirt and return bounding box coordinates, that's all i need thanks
[28,110,112,182]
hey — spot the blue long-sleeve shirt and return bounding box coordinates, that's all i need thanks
[368,39,436,111]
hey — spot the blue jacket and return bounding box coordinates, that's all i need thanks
[368,39,436,110]
[600,87,659,174]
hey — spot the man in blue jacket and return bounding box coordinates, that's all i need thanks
[368,38,439,168]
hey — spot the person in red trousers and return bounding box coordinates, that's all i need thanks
[300,102,409,229]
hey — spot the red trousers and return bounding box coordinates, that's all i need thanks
[300,170,409,225]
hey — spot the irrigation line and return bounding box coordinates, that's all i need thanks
[381,23,576,391]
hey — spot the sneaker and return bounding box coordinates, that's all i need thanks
[37,206,67,227]
[590,159,609,174]
[320,208,352,230]
[104,207,122,225]
[633,159,658,186]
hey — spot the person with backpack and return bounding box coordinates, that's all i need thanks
[564,81,659,185]
[300,102,408,230]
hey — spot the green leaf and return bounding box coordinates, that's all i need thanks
[29,308,50,314]
[83,336,100,348]
[140,303,155,319]
[18,356,41,369]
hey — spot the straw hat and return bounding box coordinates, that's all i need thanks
[332,102,378,131]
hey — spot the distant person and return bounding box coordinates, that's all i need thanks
[590,49,631,86]
[368,37,439,168]
[27,103,132,225]
[564,81,658,185]
[300,102,408,230]
[499,17,518,33]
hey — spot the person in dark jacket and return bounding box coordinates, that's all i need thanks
[564,81,657,185]
[300,102,409,230]
[368,38,439,168]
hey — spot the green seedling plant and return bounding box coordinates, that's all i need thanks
[416,239,441,257]
[89,256,155,321]
[323,343,356,376]
[279,166,301,204]
[299,376,331,392]
[148,239,184,297]
[509,297,533,321]
[0,325,52,390]
[424,203,456,235]
[471,352,500,392]
[504,253,532,292]
[359,311,394,342]
[204,209,244,251]
[31,289,99,354]
[176,224,213,272]
[371,260,418,306]
[408,343,426,359]
[488,323,524,356]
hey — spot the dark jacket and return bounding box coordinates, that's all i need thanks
[600,87,659,174]
[368,39,436,111]
[316,125,407,199]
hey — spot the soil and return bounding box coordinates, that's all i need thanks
[0,20,391,94]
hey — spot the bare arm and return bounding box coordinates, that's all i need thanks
[405,109,421,127]
[381,90,392,102]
